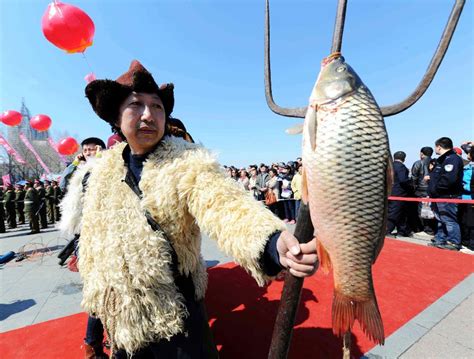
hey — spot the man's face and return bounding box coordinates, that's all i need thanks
[82,144,99,159]
[260,166,267,173]
[435,145,442,155]
[118,92,166,154]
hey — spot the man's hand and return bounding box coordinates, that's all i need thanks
[276,230,318,277]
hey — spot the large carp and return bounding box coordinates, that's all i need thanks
[301,53,392,345]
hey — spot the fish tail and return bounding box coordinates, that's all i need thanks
[316,240,331,274]
[332,291,385,345]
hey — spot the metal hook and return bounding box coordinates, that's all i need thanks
[264,0,466,119]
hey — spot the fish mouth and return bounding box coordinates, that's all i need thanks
[322,52,342,66]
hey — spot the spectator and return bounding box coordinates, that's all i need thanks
[237,169,250,190]
[256,164,270,201]
[459,144,474,251]
[248,167,259,200]
[267,168,280,216]
[278,163,295,224]
[291,164,303,219]
[387,151,412,237]
[427,137,464,250]
[411,146,436,236]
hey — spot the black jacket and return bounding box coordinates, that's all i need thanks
[428,150,464,198]
[391,161,412,196]
[411,157,431,197]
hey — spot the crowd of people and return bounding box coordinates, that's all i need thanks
[223,137,474,251]
[0,179,62,234]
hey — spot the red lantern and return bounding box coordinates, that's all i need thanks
[58,137,79,155]
[41,1,95,54]
[1,110,22,127]
[30,114,52,132]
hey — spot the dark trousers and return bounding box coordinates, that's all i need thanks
[39,201,48,228]
[27,210,40,233]
[282,200,296,221]
[387,200,411,236]
[47,201,55,223]
[113,301,218,359]
[295,200,301,220]
[55,204,61,221]
[458,204,474,249]
[432,202,461,246]
[16,206,25,224]
[85,315,104,350]
[6,206,16,228]
[0,211,5,233]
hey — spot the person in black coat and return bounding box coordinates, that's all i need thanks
[427,137,464,250]
[386,151,413,237]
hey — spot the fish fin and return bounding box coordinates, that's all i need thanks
[355,296,385,345]
[301,166,309,205]
[307,105,318,151]
[374,157,394,262]
[332,291,355,338]
[317,240,331,274]
[332,292,385,345]
[285,123,304,135]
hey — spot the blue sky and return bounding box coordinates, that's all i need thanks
[1,0,472,169]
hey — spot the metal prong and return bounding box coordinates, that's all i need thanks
[264,0,307,118]
[381,0,465,117]
[331,0,348,53]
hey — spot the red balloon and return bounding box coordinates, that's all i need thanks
[1,110,22,127]
[58,137,79,155]
[41,1,95,54]
[30,114,52,132]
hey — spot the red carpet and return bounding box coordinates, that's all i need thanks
[1,239,472,358]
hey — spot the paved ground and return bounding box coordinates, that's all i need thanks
[1,224,472,358]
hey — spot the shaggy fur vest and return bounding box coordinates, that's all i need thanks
[61,136,285,354]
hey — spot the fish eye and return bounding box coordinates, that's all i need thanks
[336,66,346,73]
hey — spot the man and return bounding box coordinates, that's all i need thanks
[386,151,412,237]
[15,184,26,225]
[60,60,318,358]
[0,186,5,233]
[427,137,464,250]
[59,137,106,192]
[34,180,48,229]
[411,146,436,236]
[44,180,55,224]
[255,164,270,201]
[24,181,40,234]
[4,184,17,229]
[52,180,62,221]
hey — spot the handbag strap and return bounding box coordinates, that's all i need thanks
[123,170,180,274]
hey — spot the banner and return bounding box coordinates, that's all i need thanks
[2,174,11,186]
[47,137,67,165]
[0,133,27,164]
[19,132,51,174]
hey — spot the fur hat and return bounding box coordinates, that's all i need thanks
[85,60,174,126]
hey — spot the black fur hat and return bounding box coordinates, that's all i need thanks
[85,60,174,126]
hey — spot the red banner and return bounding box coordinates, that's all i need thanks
[388,196,474,204]
[19,132,51,174]
[0,133,27,164]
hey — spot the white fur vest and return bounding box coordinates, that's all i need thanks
[63,136,285,354]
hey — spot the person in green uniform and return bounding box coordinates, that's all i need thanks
[15,184,26,225]
[34,180,48,229]
[24,181,40,234]
[4,184,16,229]
[45,180,55,224]
[0,187,5,233]
[52,180,62,221]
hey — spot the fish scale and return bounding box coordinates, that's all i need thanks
[302,55,391,344]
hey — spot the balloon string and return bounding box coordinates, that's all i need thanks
[82,53,94,74]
